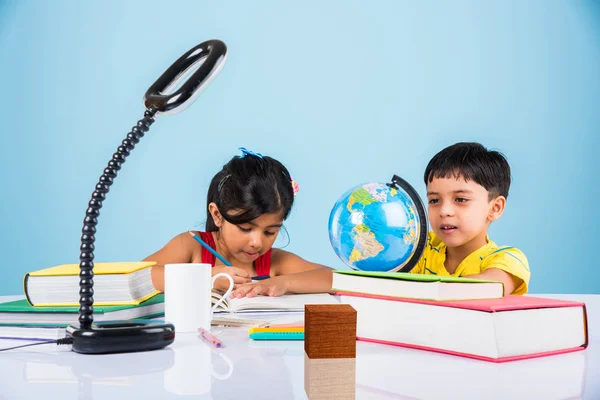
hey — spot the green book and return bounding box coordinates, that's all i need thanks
[0,294,164,325]
[332,271,504,301]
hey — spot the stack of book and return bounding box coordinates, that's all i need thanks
[0,262,163,341]
[332,271,588,362]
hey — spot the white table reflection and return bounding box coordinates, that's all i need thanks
[0,294,598,399]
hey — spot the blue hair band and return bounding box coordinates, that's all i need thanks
[239,147,263,159]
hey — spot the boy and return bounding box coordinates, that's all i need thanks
[410,142,530,295]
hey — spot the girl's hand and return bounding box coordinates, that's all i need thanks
[230,277,288,298]
[212,266,251,291]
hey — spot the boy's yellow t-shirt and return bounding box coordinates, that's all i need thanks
[410,232,531,295]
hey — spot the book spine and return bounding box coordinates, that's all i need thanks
[583,303,590,347]
[23,273,34,306]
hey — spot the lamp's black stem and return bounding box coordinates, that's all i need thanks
[78,108,157,328]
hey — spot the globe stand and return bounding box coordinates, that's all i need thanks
[386,174,428,272]
[66,39,228,354]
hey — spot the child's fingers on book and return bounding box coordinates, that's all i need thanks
[215,276,240,291]
[232,275,251,284]
[234,285,256,298]
[230,283,254,298]
[247,284,267,298]
[231,267,250,278]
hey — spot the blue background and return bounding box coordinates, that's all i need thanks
[1,1,598,295]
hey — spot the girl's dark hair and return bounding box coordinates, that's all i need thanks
[424,142,511,200]
[206,153,295,231]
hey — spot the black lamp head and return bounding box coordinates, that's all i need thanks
[67,40,228,354]
[144,39,227,116]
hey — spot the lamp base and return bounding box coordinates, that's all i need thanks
[66,320,175,354]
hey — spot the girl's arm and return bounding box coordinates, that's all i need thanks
[143,233,196,292]
[271,249,333,293]
[144,232,251,292]
[231,249,333,298]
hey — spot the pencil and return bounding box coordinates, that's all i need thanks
[188,231,232,266]
[198,327,223,348]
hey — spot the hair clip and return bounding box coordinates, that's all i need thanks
[281,171,299,197]
[239,147,263,159]
[290,176,299,197]
[217,174,231,192]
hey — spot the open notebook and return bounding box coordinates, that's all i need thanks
[211,292,339,313]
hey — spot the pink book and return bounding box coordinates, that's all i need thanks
[335,291,588,362]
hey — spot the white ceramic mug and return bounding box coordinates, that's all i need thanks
[164,263,234,332]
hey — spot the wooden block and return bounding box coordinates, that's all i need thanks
[304,304,357,359]
[304,352,356,399]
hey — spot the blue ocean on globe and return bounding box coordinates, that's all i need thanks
[328,182,422,272]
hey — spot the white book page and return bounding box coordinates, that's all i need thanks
[218,293,339,313]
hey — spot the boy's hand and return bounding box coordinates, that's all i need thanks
[230,277,288,298]
[212,266,251,291]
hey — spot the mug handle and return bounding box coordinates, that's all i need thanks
[211,273,235,311]
[211,350,234,380]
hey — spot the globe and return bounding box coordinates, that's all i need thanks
[328,175,428,273]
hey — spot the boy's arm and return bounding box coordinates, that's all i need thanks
[468,248,531,295]
[464,268,523,296]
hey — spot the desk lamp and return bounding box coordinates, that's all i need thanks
[65,39,227,354]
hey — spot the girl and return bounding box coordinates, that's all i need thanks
[145,148,333,298]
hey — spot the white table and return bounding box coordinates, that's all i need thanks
[1,294,598,400]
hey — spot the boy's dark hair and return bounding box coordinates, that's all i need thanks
[424,142,511,200]
[206,153,295,231]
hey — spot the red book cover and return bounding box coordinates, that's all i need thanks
[335,291,586,311]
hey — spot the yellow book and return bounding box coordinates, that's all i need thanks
[29,261,156,276]
[248,326,304,334]
[248,325,305,340]
[24,262,159,307]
